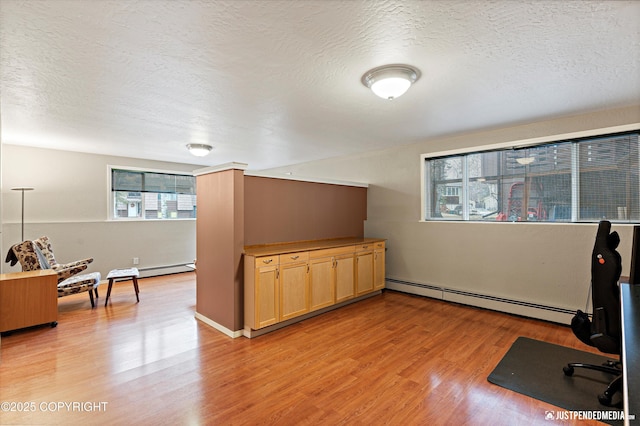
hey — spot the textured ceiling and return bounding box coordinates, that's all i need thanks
[1,0,639,170]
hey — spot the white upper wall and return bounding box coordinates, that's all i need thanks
[266,106,640,222]
[1,145,200,276]
[2,146,199,223]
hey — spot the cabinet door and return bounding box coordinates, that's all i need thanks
[356,251,374,295]
[280,261,309,321]
[309,257,334,311]
[255,265,279,329]
[335,254,355,303]
[374,248,385,290]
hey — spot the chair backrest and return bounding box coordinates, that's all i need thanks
[33,236,59,268]
[589,220,622,354]
[10,241,48,272]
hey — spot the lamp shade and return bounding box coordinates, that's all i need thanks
[187,143,213,157]
[361,64,421,100]
[370,77,412,100]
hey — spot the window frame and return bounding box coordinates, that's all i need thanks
[108,165,197,221]
[421,124,640,223]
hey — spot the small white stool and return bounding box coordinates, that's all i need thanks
[105,268,140,306]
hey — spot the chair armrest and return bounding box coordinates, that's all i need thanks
[52,258,94,271]
[53,264,89,283]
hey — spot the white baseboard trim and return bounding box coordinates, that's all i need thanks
[194,312,244,338]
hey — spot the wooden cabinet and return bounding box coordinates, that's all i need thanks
[279,251,309,321]
[309,256,335,311]
[355,244,374,295]
[334,252,355,303]
[310,246,355,309]
[0,270,58,333]
[246,255,279,329]
[374,241,386,290]
[244,238,384,332]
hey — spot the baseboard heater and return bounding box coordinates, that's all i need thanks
[137,263,193,276]
[385,277,576,316]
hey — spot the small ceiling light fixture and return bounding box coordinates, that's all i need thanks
[516,157,535,165]
[361,64,421,100]
[187,143,213,157]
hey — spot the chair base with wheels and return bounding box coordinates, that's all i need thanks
[563,360,622,407]
[563,220,623,408]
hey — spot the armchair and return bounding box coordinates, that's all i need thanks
[6,238,101,308]
[8,240,89,284]
[563,220,622,407]
[33,236,93,278]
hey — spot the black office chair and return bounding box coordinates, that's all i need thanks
[563,220,622,407]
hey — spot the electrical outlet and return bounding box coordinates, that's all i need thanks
[133,257,139,265]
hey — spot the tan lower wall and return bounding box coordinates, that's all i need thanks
[366,219,635,323]
[2,220,196,279]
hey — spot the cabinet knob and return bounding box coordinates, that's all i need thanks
[362,245,368,249]
[263,259,273,264]
[291,255,299,260]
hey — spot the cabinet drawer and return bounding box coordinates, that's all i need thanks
[310,245,355,259]
[279,251,309,264]
[255,255,278,267]
[357,241,385,251]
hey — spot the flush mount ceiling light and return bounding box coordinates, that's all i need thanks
[516,157,535,165]
[361,64,421,100]
[187,143,213,157]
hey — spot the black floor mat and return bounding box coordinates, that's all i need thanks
[488,336,625,425]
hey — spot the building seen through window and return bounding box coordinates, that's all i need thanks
[424,131,639,223]
[112,169,196,219]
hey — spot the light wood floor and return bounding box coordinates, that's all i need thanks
[0,272,608,425]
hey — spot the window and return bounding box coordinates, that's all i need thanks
[111,168,196,219]
[424,131,639,223]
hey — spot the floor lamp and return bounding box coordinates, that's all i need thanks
[11,187,34,241]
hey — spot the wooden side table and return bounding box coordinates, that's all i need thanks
[0,270,58,333]
[105,268,140,306]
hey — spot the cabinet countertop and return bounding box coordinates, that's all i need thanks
[1,270,57,281]
[244,237,385,257]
